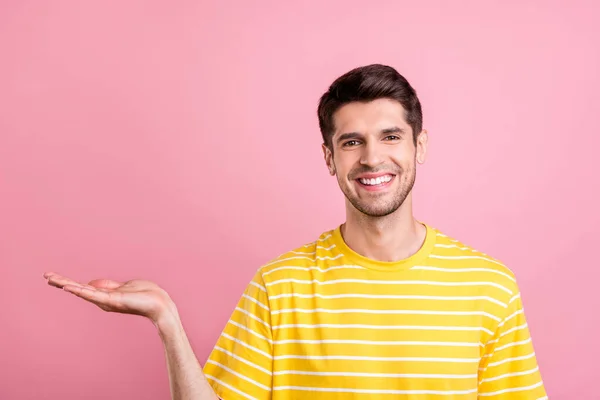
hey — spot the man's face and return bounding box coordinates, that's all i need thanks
[323,98,428,217]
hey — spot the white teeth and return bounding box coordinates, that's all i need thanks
[359,175,392,186]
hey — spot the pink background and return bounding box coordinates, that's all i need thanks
[1,1,598,399]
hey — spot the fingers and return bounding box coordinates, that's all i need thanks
[45,273,87,290]
[63,284,111,306]
[44,273,115,292]
[88,279,123,290]
[45,273,126,313]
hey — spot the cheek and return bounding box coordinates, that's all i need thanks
[391,149,417,168]
[332,155,354,175]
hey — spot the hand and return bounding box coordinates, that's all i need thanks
[43,272,177,325]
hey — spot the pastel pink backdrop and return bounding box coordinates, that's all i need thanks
[1,1,598,399]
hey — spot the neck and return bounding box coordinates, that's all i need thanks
[341,194,427,262]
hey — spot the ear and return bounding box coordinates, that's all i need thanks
[322,143,336,175]
[415,129,429,164]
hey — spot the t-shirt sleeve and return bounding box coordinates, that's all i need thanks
[478,286,547,399]
[203,269,273,400]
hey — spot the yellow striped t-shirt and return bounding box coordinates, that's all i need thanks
[203,223,547,399]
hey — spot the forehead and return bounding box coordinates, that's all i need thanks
[332,98,410,136]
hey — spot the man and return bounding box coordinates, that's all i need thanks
[44,64,547,399]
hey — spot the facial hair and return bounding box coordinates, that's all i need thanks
[338,160,416,218]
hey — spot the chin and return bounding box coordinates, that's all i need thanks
[350,200,404,218]
[362,210,398,218]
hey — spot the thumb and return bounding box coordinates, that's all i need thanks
[88,279,123,290]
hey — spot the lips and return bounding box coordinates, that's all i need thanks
[358,174,393,186]
[355,173,395,191]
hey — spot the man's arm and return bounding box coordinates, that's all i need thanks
[43,273,219,400]
[478,286,547,399]
[201,270,274,400]
[156,305,219,400]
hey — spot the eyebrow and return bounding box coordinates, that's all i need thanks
[336,132,362,144]
[381,126,406,135]
[335,127,406,144]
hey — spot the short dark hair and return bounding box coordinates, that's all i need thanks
[317,64,423,148]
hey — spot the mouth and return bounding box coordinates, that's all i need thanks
[355,174,395,191]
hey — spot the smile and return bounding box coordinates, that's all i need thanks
[358,175,393,186]
[355,174,395,190]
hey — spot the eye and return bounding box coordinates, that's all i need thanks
[342,140,361,147]
[384,135,401,141]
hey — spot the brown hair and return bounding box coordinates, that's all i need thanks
[317,64,423,148]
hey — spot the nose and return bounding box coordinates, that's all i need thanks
[359,141,384,167]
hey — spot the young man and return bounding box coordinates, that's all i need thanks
[44,64,547,399]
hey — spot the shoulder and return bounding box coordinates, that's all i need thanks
[255,228,342,278]
[429,226,520,294]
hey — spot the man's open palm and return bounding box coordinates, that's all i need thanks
[43,272,172,322]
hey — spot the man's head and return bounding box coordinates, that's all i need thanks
[318,64,428,218]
